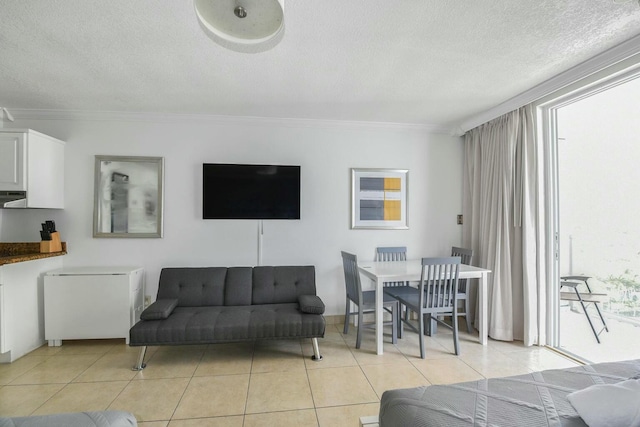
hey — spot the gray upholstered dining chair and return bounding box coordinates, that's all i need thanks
[341,251,399,349]
[451,246,474,333]
[384,256,461,359]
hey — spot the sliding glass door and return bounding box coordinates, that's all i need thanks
[542,73,640,363]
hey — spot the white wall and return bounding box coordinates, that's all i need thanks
[0,115,463,316]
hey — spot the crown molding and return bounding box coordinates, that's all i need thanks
[455,33,640,135]
[8,108,451,134]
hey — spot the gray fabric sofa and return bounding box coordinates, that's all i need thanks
[378,358,640,427]
[129,266,326,370]
[0,411,137,427]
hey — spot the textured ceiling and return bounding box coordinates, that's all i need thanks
[1,1,640,130]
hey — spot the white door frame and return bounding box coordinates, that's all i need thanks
[535,63,640,348]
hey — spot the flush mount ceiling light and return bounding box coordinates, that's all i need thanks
[194,0,285,53]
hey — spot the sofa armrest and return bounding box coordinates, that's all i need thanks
[140,299,178,320]
[298,295,325,314]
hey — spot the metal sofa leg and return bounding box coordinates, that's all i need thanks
[311,338,323,361]
[132,346,147,371]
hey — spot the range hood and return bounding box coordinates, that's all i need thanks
[0,191,27,208]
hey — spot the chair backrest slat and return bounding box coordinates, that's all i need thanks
[451,247,472,293]
[376,247,407,287]
[341,251,363,304]
[419,256,461,309]
[451,247,472,265]
[375,246,407,262]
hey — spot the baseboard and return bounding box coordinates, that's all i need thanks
[324,314,345,325]
[330,312,397,326]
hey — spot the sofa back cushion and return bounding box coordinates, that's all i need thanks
[156,266,315,307]
[157,267,249,307]
[252,266,316,304]
[224,267,253,305]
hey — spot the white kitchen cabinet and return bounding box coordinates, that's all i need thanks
[0,129,65,208]
[44,267,144,346]
[0,256,64,363]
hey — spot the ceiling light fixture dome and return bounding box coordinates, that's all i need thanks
[194,0,285,53]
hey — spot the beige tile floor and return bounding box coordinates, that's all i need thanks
[0,322,579,426]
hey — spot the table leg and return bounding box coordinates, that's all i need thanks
[376,277,384,355]
[479,272,488,345]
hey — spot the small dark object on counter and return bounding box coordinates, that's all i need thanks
[42,220,56,233]
[40,220,57,240]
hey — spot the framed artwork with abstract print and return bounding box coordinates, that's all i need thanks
[351,168,408,229]
[93,155,164,238]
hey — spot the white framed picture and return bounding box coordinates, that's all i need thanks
[351,168,408,230]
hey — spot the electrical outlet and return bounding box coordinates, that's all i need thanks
[457,214,463,225]
[144,295,152,308]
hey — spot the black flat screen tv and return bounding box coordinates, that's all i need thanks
[203,163,301,219]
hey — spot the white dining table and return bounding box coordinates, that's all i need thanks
[357,259,492,355]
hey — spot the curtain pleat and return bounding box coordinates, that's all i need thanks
[463,105,541,345]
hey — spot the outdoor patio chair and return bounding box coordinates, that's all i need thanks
[560,275,609,343]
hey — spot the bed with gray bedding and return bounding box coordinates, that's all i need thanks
[0,411,136,427]
[379,358,640,427]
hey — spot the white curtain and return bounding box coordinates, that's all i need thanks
[462,105,543,345]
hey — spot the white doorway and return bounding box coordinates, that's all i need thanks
[547,74,640,362]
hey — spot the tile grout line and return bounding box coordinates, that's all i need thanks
[102,346,140,416]
[1,349,56,414]
[240,341,257,427]
[28,382,69,416]
[300,340,326,426]
[164,345,208,423]
[26,344,117,416]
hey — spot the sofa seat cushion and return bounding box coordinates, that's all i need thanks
[130,304,325,346]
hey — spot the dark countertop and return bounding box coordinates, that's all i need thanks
[0,242,67,266]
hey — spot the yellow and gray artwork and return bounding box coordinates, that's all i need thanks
[359,177,402,221]
[352,169,408,229]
